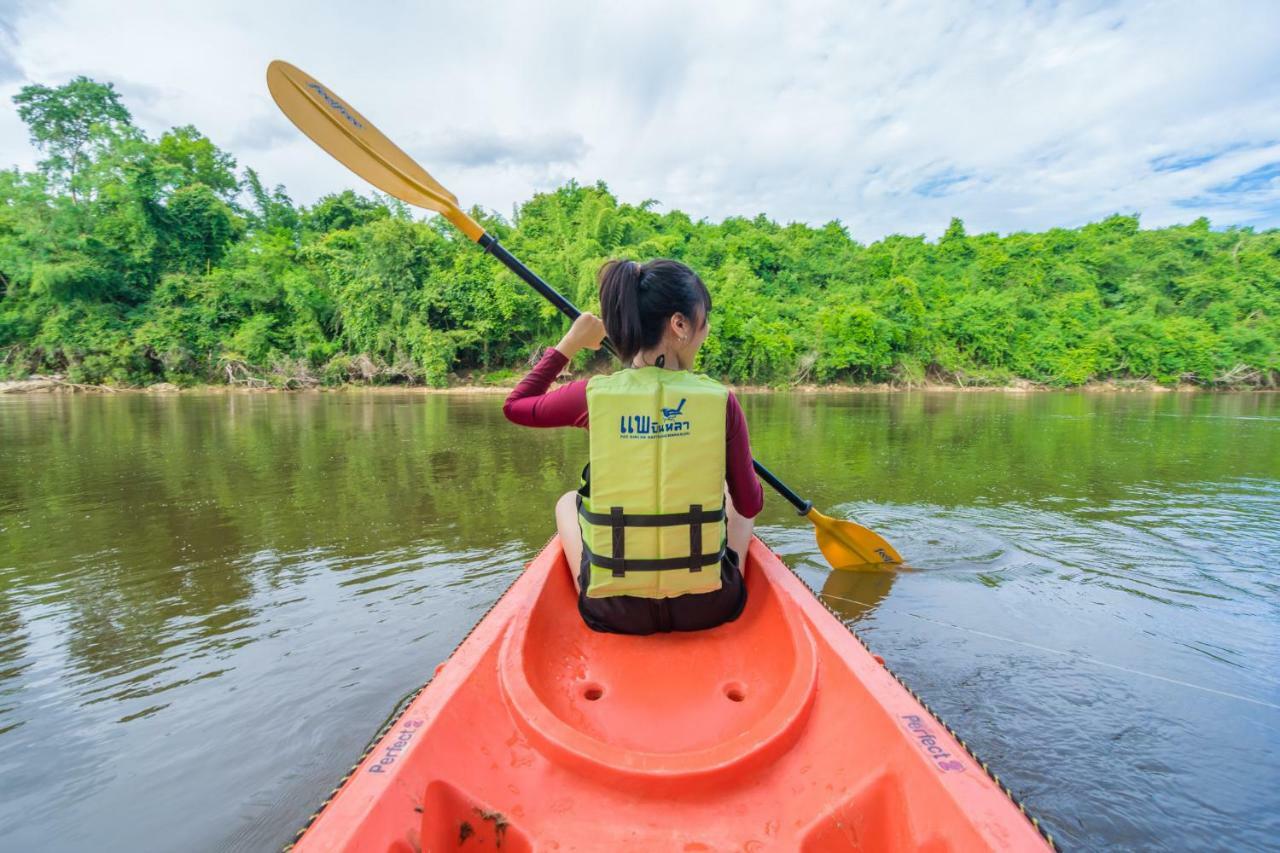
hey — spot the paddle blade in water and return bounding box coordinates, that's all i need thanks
[806,507,903,569]
[265,60,484,241]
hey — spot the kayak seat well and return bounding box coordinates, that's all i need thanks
[497,546,819,782]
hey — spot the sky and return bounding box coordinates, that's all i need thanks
[1,0,1278,241]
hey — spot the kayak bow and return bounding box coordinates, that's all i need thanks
[287,538,1052,851]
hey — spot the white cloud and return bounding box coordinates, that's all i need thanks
[1,0,1278,240]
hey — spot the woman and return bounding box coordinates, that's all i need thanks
[503,259,763,635]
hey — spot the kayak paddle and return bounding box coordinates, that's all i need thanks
[752,462,902,567]
[265,60,903,569]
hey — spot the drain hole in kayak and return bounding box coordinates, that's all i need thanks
[583,683,604,701]
[724,682,746,702]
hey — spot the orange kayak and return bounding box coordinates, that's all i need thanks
[288,537,1054,851]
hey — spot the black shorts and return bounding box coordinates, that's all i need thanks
[577,545,747,635]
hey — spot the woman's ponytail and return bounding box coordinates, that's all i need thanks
[598,259,646,362]
[597,258,711,363]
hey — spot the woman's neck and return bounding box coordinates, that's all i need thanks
[631,344,685,370]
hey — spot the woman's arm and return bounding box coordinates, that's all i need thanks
[502,313,607,428]
[502,348,589,428]
[725,392,764,518]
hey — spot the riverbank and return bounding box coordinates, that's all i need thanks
[4,372,1265,396]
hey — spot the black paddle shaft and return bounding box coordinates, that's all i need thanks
[478,233,812,516]
[751,461,812,516]
[479,235,619,360]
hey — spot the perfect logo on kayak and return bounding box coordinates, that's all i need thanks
[901,714,966,773]
[305,82,364,129]
[619,398,691,438]
[368,718,423,773]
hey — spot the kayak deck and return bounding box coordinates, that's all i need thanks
[290,537,1052,851]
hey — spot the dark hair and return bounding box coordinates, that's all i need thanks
[598,258,712,362]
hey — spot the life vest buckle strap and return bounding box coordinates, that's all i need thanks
[689,504,702,572]
[582,545,726,573]
[609,506,626,577]
[577,504,726,528]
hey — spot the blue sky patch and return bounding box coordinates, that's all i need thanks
[1151,152,1220,173]
[1208,162,1280,195]
[913,169,971,198]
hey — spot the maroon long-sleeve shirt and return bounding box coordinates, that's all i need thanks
[503,348,764,518]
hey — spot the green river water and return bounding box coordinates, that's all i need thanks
[1,390,1277,850]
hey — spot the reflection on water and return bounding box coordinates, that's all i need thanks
[818,567,898,623]
[0,390,1277,851]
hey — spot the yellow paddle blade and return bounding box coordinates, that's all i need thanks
[806,507,903,570]
[265,60,485,241]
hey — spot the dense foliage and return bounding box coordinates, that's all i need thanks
[2,78,1276,388]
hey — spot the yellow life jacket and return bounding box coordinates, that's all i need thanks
[578,367,728,599]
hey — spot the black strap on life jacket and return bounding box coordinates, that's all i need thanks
[577,504,725,528]
[578,500,727,577]
[689,504,702,573]
[581,546,726,576]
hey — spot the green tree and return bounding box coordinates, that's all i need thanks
[163,184,243,273]
[12,77,136,202]
[154,125,240,201]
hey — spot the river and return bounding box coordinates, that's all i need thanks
[1,390,1276,850]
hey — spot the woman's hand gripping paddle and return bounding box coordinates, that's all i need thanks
[266,60,904,570]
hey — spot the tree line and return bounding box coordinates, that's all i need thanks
[1,77,1276,388]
